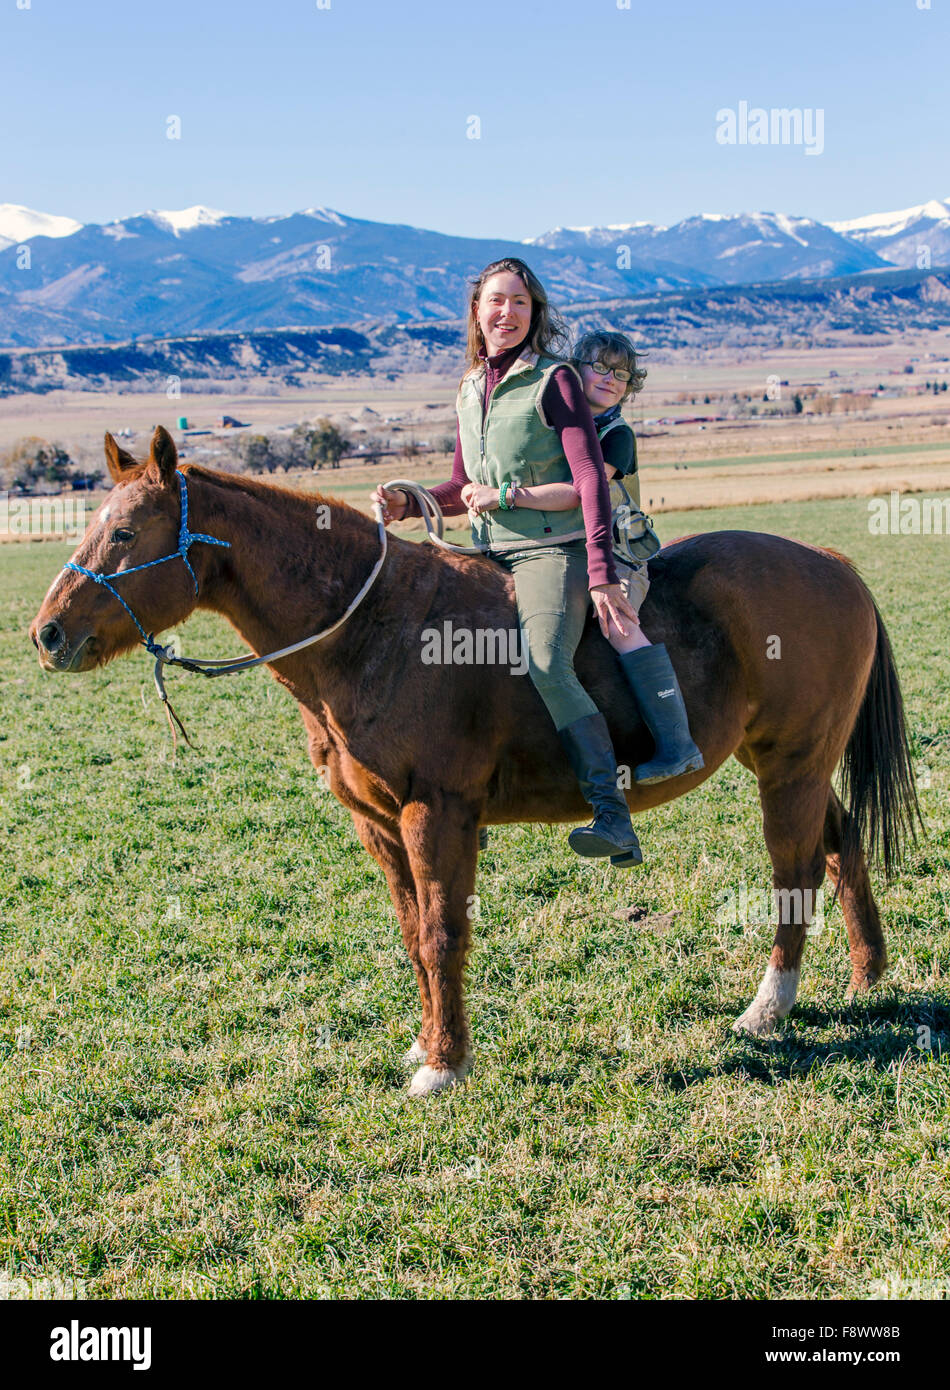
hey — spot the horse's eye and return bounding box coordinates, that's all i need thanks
[111,527,135,543]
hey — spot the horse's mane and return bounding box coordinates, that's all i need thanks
[177,462,347,517]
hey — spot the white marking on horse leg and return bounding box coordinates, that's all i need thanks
[404,1037,427,1064]
[733,965,800,1037]
[406,1048,473,1097]
[408,1065,459,1097]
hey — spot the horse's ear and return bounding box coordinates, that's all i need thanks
[146,426,179,488]
[104,432,139,483]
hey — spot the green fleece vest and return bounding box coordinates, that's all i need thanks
[456,351,587,549]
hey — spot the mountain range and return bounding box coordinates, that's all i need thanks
[0,197,948,350]
[4,265,949,398]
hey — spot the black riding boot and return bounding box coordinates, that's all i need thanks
[617,643,704,786]
[557,712,642,864]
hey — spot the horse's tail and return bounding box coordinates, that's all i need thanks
[837,598,923,883]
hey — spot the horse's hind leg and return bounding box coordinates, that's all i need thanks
[734,774,828,1037]
[823,788,887,998]
[350,813,432,1065]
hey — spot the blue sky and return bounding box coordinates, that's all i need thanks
[1,0,946,238]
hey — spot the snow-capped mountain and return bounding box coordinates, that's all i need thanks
[0,196,945,348]
[528,211,885,282]
[830,197,950,269]
[136,205,231,237]
[0,203,83,252]
[0,205,713,347]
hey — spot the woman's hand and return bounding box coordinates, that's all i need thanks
[370,484,409,524]
[590,583,640,640]
[460,482,500,515]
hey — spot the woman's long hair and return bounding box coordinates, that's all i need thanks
[463,258,570,374]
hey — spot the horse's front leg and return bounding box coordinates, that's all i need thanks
[399,791,480,1097]
[349,812,432,1065]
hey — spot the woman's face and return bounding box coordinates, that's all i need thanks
[475,272,533,356]
[578,360,627,413]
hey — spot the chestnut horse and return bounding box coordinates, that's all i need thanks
[30,428,920,1096]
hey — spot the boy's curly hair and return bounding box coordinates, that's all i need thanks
[571,331,648,400]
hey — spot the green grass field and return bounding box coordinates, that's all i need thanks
[1,493,948,1300]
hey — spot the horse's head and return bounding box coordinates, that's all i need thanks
[30,426,206,673]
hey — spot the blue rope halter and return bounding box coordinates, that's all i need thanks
[63,470,230,657]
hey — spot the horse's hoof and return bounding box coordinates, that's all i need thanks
[407,1049,473,1096]
[846,968,883,1001]
[732,1005,780,1038]
[408,1064,462,1097]
[733,965,798,1038]
[404,1038,428,1064]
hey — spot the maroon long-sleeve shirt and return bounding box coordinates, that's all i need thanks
[407,342,618,589]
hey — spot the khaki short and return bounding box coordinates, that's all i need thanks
[616,559,650,614]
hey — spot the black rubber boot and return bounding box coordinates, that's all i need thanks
[610,849,641,869]
[557,712,643,862]
[617,643,705,786]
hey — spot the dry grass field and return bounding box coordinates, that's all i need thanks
[3,335,950,538]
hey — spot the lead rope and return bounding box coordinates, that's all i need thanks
[142,479,472,748]
[382,478,484,554]
[147,478,471,746]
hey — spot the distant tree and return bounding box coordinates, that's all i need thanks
[0,436,74,490]
[792,394,804,414]
[400,438,420,459]
[236,433,283,474]
[298,418,349,469]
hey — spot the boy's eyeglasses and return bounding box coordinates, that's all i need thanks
[585,360,633,384]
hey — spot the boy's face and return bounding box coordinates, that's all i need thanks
[578,359,627,413]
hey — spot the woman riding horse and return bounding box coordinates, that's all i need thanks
[372,257,700,865]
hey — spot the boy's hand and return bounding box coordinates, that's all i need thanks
[460,483,500,515]
[590,583,639,640]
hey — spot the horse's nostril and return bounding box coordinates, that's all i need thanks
[38,620,64,653]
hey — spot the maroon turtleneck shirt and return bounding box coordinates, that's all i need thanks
[403,341,618,589]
